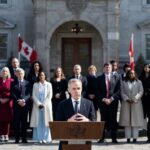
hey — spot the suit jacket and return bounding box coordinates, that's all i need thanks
[11,79,31,108]
[55,98,96,121]
[69,75,87,96]
[96,73,120,107]
[9,66,18,80]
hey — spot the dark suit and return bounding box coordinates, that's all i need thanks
[56,98,96,121]
[69,75,87,97]
[56,98,96,150]
[85,75,98,111]
[11,79,31,142]
[96,73,120,140]
[50,78,68,120]
[9,66,18,80]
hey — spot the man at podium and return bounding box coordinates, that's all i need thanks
[55,78,96,150]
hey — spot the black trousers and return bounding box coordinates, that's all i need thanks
[13,106,28,141]
[100,101,118,140]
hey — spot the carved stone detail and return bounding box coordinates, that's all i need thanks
[66,0,89,14]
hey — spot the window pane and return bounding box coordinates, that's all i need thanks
[0,0,7,4]
[146,34,150,59]
[147,0,150,4]
[0,34,7,59]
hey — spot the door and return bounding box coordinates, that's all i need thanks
[62,38,91,77]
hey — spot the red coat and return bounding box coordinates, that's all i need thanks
[0,77,13,122]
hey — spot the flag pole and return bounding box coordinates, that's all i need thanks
[18,33,21,64]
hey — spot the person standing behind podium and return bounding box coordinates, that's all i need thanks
[69,65,87,97]
[11,68,31,143]
[56,79,96,150]
[30,71,53,144]
[56,78,96,121]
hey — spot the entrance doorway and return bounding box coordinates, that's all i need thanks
[62,38,91,77]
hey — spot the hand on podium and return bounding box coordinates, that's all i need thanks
[67,113,90,122]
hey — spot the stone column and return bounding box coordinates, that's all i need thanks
[33,0,50,78]
[107,0,120,62]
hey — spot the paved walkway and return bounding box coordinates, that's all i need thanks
[1,137,150,150]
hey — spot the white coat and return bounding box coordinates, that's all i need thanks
[119,80,144,127]
[30,81,53,127]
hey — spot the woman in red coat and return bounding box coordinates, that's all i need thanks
[0,67,13,143]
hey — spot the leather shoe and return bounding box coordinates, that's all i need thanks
[127,138,130,143]
[112,139,118,143]
[97,139,105,143]
[15,140,19,144]
[132,139,137,143]
[146,140,150,143]
[22,139,28,143]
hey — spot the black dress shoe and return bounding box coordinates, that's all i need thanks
[127,139,130,143]
[132,139,137,143]
[146,139,150,143]
[15,140,19,144]
[22,139,28,143]
[97,139,105,143]
[112,139,118,143]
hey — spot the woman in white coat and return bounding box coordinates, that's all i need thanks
[30,71,53,143]
[119,69,144,143]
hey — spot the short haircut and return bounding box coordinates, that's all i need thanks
[110,60,117,64]
[68,78,82,89]
[16,68,25,74]
[74,64,81,69]
[103,62,111,67]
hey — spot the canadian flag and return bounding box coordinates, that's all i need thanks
[129,33,135,70]
[18,35,37,63]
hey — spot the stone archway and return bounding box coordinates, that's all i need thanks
[49,20,103,78]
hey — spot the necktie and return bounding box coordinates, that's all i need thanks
[107,76,110,98]
[19,81,22,92]
[74,101,79,114]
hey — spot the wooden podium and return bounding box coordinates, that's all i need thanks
[49,121,105,150]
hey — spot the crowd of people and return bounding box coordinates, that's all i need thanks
[0,57,150,146]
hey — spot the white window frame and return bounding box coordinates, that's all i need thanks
[141,30,150,63]
[0,0,11,8]
[145,34,150,60]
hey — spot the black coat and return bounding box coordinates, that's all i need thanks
[85,75,98,110]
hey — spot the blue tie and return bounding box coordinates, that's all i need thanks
[74,101,79,114]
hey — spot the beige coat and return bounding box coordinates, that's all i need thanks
[30,81,53,127]
[119,80,144,127]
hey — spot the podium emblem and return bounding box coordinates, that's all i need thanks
[69,124,86,138]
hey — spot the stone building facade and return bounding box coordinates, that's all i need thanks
[0,0,150,78]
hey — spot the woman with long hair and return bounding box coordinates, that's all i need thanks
[30,71,53,144]
[139,64,150,143]
[50,67,68,120]
[119,70,144,143]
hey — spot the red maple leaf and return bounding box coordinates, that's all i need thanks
[24,47,29,55]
